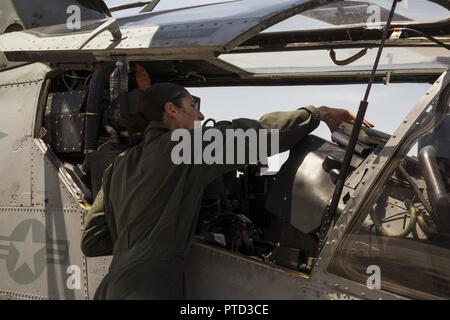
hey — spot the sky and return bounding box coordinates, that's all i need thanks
[102,0,447,169]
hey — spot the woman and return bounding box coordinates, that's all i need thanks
[81,82,369,299]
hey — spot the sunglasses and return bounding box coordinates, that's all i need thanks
[192,95,201,111]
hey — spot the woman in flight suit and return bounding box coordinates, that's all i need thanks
[81,82,372,299]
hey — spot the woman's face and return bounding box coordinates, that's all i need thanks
[170,93,205,129]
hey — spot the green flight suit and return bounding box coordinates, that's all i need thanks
[81,106,321,299]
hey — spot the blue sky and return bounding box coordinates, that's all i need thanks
[103,0,446,168]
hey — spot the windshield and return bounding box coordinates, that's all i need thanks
[220,47,450,74]
[23,0,450,36]
[327,82,450,299]
[266,0,450,32]
[107,0,449,27]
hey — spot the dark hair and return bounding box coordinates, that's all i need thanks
[139,82,189,123]
[118,83,188,138]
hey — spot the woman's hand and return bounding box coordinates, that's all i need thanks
[318,106,374,133]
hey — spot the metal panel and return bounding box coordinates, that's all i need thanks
[0,62,49,86]
[0,208,78,299]
[266,136,363,235]
[45,90,88,153]
[0,64,49,207]
[0,139,89,300]
[12,140,86,300]
[185,242,310,299]
[185,242,361,299]
[29,139,116,299]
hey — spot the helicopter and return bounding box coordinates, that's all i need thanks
[0,0,449,300]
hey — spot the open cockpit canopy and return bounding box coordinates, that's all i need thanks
[0,0,449,85]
